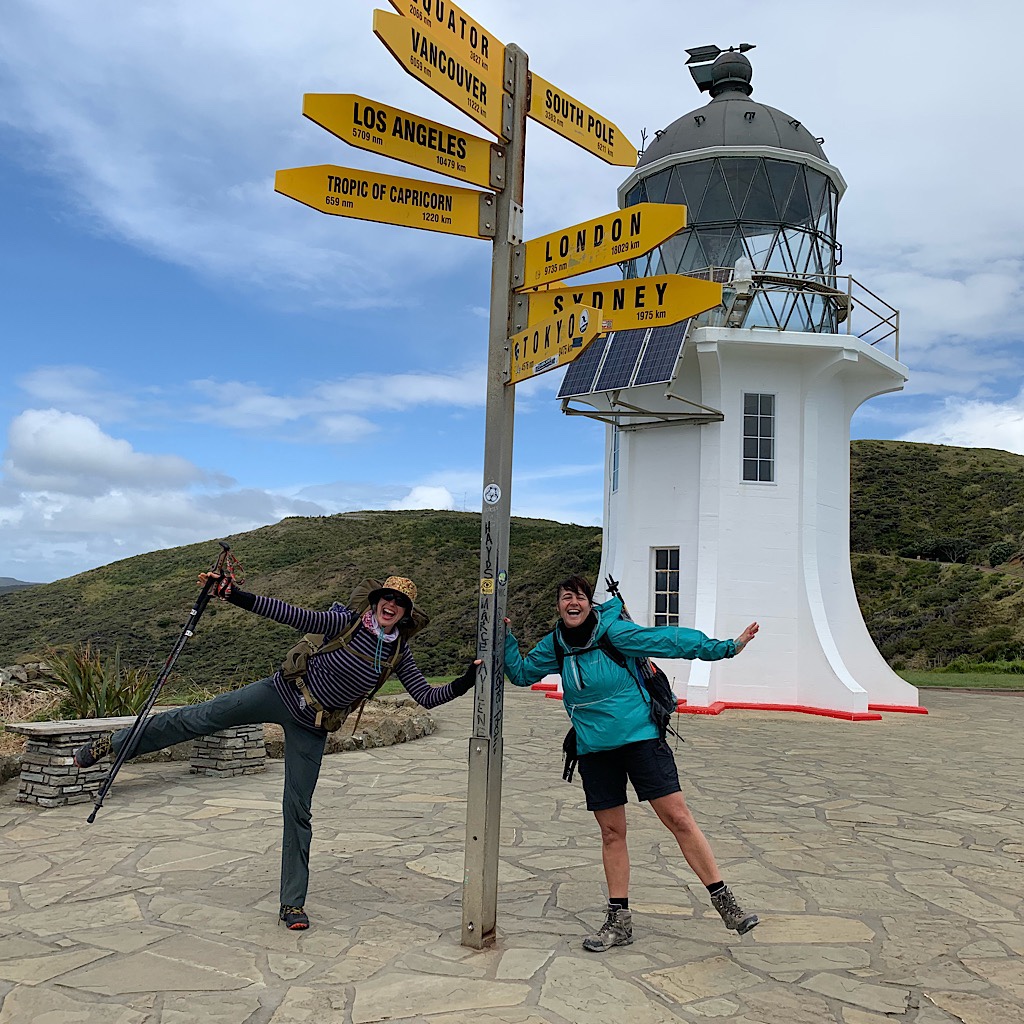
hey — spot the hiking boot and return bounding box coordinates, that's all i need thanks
[710,885,758,934]
[73,733,113,769]
[582,904,633,952]
[278,905,309,930]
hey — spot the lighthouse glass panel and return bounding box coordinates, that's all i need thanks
[626,157,841,333]
[742,393,775,482]
[652,548,680,626]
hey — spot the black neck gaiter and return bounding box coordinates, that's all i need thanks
[559,610,598,649]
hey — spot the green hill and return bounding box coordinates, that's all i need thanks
[849,440,1024,668]
[3,440,1024,681]
[851,440,1024,564]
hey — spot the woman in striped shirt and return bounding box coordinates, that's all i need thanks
[74,574,478,931]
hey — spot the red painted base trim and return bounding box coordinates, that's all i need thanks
[544,691,884,720]
[868,703,928,714]
[531,682,559,691]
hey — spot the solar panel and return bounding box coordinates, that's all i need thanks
[557,332,610,398]
[557,320,693,398]
[633,319,691,385]
[593,329,648,392]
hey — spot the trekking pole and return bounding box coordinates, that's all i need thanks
[605,574,650,677]
[86,541,233,823]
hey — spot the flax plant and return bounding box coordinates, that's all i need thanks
[46,643,153,718]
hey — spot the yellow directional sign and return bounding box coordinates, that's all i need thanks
[373,9,507,140]
[517,203,687,291]
[303,93,501,190]
[387,0,504,78]
[274,164,496,239]
[525,274,723,333]
[529,73,637,167]
[508,305,599,385]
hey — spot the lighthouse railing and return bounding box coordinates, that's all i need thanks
[687,267,900,361]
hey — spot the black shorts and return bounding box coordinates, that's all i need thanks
[577,738,681,811]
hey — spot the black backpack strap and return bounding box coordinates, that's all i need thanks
[597,633,629,670]
[549,627,566,672]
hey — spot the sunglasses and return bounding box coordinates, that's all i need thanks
[379,590,411,608]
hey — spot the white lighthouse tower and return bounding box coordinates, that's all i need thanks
[557,45,918,717]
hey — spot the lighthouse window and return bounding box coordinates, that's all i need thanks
[611,425,621,493]
[742,393,775,482]
[652,548,680,626]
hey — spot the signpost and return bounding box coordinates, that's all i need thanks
[373,9,510,140]
[387,0,504,77]
[459,42,526,952]
[302,93,505,191]
[508,305,598,385]
[528,73,637,167]
[274,164,496,239]
[521,274,723,333]
[516,202,687,290]
[275,0,693,953]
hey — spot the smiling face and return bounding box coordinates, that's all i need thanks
[557,586,593,630]
[375,591,410,631]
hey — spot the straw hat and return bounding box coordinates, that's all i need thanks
[367,576,417,611]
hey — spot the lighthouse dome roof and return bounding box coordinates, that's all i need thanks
[638,50,827,168]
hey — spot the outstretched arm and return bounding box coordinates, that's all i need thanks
[197,572,350,635]
[503,617,560,687]
[606,618,759,661]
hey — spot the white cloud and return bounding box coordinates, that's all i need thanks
[312,367,487,411]
[389,485,455,511]
[189,380,306,427]
[3,409,207,495]
[18,366,142,422]
[182,367,487,440]
[901,390,1024,454]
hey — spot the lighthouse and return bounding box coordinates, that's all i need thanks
[556,45,917,716]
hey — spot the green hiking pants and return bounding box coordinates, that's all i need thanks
[111,677,326,907]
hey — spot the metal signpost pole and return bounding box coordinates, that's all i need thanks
[462,42,528,950]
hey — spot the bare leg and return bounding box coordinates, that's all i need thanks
[649,791,721,886]
[593,805,630,898]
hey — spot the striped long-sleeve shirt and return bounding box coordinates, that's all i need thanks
[229,592,461,732]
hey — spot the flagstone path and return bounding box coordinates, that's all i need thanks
[1,688,1021,1023]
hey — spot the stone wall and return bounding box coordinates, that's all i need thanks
[1,693,437,796]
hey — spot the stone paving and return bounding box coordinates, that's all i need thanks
[0,687,1021,1023]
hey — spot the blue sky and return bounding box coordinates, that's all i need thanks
[2,0,1023,583]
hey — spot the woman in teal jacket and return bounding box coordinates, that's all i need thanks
[504,574,759,953]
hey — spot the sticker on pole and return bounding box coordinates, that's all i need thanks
[483,483,501,504]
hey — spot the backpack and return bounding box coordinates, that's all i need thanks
[553,631,681,783]
[280,578,429,732]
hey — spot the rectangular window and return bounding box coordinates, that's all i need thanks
[611,425,620,494]
[742,392,775,482]
[652,548,679,627]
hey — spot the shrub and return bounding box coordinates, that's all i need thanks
[46,643,153,718]
[989,541,1017,567]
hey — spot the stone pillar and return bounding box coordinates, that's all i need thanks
[189,724,266,777]
[16,728,108,808]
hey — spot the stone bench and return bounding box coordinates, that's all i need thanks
[6,711,266,808]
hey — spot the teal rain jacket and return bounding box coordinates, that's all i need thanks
[504,596,738,755]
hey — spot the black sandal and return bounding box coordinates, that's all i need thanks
[278,905,309,930]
